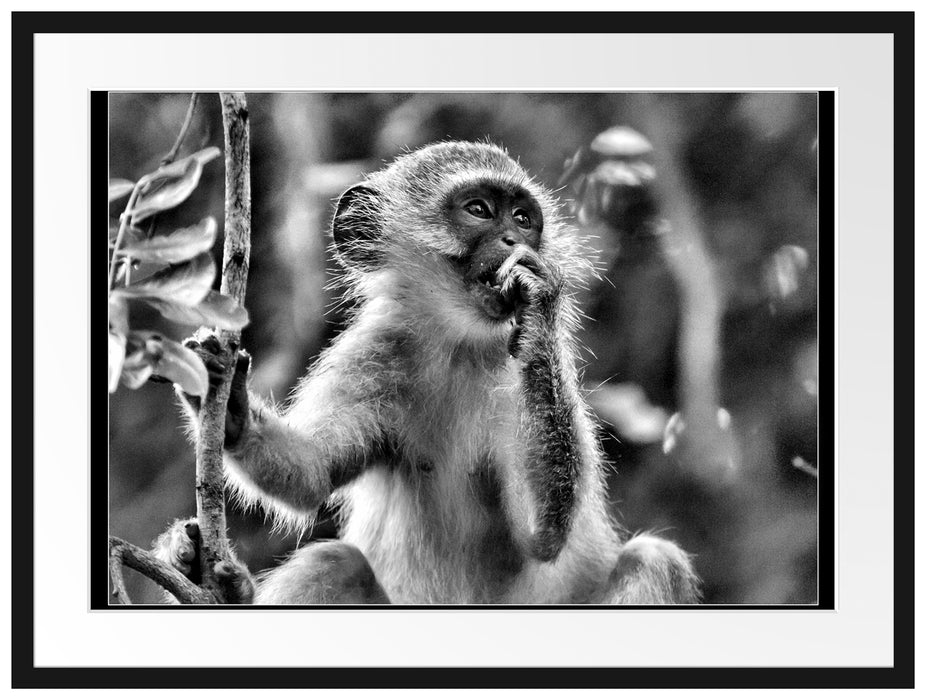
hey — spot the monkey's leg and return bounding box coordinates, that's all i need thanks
[604,534,701,604]
[255,541,390,604]
[153,518,256,603]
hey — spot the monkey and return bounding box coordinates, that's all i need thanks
[157,141,700,605]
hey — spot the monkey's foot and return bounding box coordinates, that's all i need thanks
[153,518,256,604]
[608,534,701,604]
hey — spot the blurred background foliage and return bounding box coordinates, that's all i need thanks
[109,92,819,604]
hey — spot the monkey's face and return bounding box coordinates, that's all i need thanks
[446,181,543,322]
[331,142,573,344]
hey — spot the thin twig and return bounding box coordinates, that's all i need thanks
[145,93,201,241]
[109,536,216,605]
[107,185,143,292]
[109,95,198,290]
[791,457,818,478]
[162,93,199,166]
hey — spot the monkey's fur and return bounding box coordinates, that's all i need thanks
[159,141,700,605]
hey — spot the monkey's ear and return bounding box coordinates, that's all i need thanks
[332,184,384,270]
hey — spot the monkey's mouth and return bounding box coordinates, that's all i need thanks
[468,268,519,320]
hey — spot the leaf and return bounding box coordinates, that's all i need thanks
[585,382,668,444]
[116,252,215,307]
[111,221,145,244]
[194,147,222,165]
[716,407,732,431]
[109,295,129,337]
[128,147,221,225]
[140,147,220,187]
[765,244,810,300]
[130,162,199,225]
[109,179,135,202]
[120,217,217,264]
[590,126,653,158]
[154,338,209,396]
[121,362,154,389]
[120,333,159,390]
[108,331,126,393]
[144,290,250,330]
[108,295,130,393]
[117,331,207,395]
[662,412,686,455]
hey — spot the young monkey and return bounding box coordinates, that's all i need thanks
[159,141,700,605]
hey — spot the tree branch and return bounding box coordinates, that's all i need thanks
[108,93,253,605]
[109,536,217,605]
[219,92,252,306]
[192,92,252,600]
[636,94,734,480]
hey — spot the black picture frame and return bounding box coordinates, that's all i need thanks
[11,10,914,690]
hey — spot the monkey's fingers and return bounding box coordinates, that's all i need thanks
[184,334,234,391]
[172,356,222,418]
[234,349,252,380]
[501,265,543,305]
[197,333,224,356]
[214,558,256,604]
[224,350,252,449]
[227,351,251,410]
[512,247,545,276]
[496,245,542,282]
[183,333,224,359]
[153,518,200,578]
[200,356,225,390]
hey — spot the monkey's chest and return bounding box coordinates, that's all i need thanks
[337,460,523,604]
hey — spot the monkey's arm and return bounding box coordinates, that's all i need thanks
[502,251,598,562]
[180,336,385,518]
[223,394,347,516]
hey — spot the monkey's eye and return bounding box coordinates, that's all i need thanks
[512,209,532,229]
[463,200,492,219]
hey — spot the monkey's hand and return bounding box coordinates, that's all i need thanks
[497,246,565,357]
[175,333,252,451]
[153,518,256,604]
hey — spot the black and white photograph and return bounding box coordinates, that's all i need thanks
[106,91,824,607]
[14,9,912,689]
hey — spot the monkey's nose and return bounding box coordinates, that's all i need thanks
[501,232,522,246]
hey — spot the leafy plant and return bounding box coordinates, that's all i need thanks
[108,144,249,398]
[109,92,254,606]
